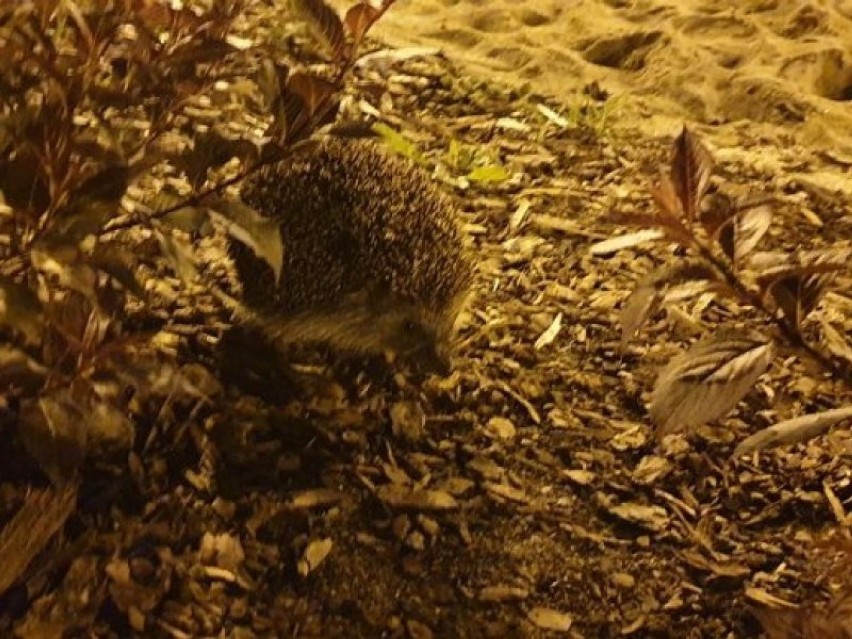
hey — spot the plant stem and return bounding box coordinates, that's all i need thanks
[695,241,848,381]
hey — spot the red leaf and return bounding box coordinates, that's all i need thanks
[669,126,713,223]
[290,0,346,60]
[769,274,833,330]
[345,2,381,43]
[286,72,337,117]
[651,171,683,220]
[650,332,774,437]
[754,246,850,297]
[621,284,663,344]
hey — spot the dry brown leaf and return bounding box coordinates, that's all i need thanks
[821,320,852,366]
[734,406,852,456]
[534,312,562,349]
[607,502,669,532]
[528,607,573,632]
[289,489,345,511]
[753,588,852,639]
[588,229,665,256]
[298,538,333,577]
[18,392,89,486]
[375,486,459,511]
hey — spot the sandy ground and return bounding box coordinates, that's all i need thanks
[362,0,852,176]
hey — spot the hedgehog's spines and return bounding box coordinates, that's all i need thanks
[230,137,474,370]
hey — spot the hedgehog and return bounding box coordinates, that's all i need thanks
[228,137,475,374]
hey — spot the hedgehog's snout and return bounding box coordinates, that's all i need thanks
[410,296,471,376]
[413,340,452,376]
[386,313,450,375]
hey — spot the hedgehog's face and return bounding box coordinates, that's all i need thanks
[280,288,469,375]
[374,292,470,375]
[369,306,452,375]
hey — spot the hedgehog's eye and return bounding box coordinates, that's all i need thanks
[403,319,419,333]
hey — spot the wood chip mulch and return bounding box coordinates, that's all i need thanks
[2,46,851,639]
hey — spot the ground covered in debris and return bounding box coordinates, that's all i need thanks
[3,40,852,639]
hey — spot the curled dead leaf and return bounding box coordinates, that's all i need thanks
[607,502,670,532]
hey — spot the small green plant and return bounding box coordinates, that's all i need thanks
[571,94,623,136]
[372,122,425,165]
[594,127,852,449]
[443,138,509,184]
[536,93,624,138]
